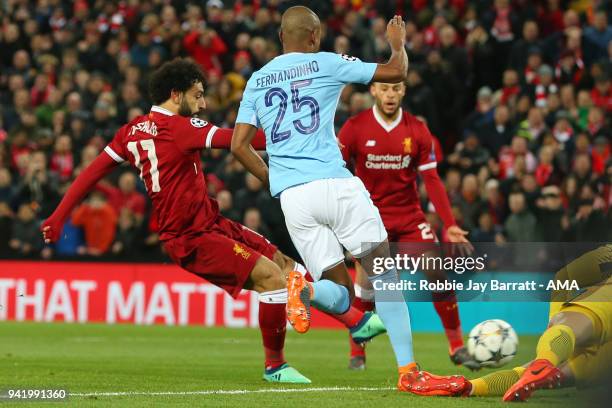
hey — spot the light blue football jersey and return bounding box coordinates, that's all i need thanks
[236,52,377,197]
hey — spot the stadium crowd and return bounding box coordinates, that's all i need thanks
[0,0,610,261]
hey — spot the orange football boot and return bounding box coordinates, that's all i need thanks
[502,359,563,402]
[398,368,470,396]
[286,270,311,333]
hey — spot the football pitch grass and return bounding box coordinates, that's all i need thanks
[0,322,583,407]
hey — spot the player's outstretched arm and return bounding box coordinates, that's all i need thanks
[41,152,119,243]
[231,123,270,189]
[209,128,266,150]
[372,15,408,83]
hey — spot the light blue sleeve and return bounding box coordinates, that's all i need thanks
[236,82,258,126]
[323,52,377,84]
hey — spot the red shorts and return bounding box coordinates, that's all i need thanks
[163,215,278,298]
[383,211,439,256]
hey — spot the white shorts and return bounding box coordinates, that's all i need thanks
[280,177,388,280]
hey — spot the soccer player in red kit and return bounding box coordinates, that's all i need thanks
[338,81,480,371]
[40,59,317,382]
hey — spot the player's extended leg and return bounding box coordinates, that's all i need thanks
[503,308,600,401]
[244,255,311,384]
[275,251,385,344]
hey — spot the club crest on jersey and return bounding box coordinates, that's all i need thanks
[403,138,412,154]
[341,54,358,61]
[233,243,252,260]
[190,117,208,128]
[365,140,376,147]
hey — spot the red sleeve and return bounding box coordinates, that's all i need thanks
[105,126,128,163]
[337,118,357,163]
[421,170,456,228]
[41,152,119,242]
[172,116,217,154]
[208,128,266,150]
[173,117,267,153]
[413,120,438,172]
[413,119,456,228]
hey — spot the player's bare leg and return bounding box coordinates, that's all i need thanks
[276,251,385,343]
[503,310,596,401]
[244,256,311,383]
[418,248,478,370]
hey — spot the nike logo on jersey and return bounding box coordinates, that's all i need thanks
[365,140,376,147]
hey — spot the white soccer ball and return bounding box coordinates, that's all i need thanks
[467,319,518,368]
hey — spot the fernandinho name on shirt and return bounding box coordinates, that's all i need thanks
[255,61,320,88]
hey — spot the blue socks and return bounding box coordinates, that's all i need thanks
[311,280,350,314]
[369,268,415,367]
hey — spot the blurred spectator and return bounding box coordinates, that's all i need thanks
[509,20,540,71]
[583,10,612,61]
[234,173,267,217]
[477,105,513,157]
[591,74,612,112]
[97,172,146,225]
[9,203,42,256]
[72,192,117,256]
[49,135,74,183]
[447,132,490,175]
[11,150,59,218]
[112,208,138,256]
[504,191,538,241]
[0,168,13,203]
[243,207,271,238]
[455,174,485,230]
[0,202,14,254]
[183,26,227,77]
[471,212,502,242]
[568,184,610,241]
[535,185,566,242]
[217,189,240,222]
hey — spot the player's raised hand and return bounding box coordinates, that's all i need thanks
[447,225,474,256]
[386,15,406,51]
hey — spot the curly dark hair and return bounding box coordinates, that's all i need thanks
[148,58,205,105]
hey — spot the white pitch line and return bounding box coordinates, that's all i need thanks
[71,386,395,397]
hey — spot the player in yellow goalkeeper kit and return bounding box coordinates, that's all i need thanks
[404,244,612,401]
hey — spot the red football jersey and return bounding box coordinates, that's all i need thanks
[338,107,438,234]
[105,106,223,241]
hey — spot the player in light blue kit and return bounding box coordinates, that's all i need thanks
[232,6,465,393]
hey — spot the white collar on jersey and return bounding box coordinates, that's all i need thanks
[372,105,403,133]
[151,105,174,116]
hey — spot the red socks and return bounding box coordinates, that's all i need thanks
[349,292,375,358]
[258,289,288,370]
[432,290,464,352]
[334,306,364,328]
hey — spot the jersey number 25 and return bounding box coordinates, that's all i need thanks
[265,79,320,143]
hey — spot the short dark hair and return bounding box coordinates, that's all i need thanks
[148,58,205,105]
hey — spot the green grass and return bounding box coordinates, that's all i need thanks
[0,322,581,407]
